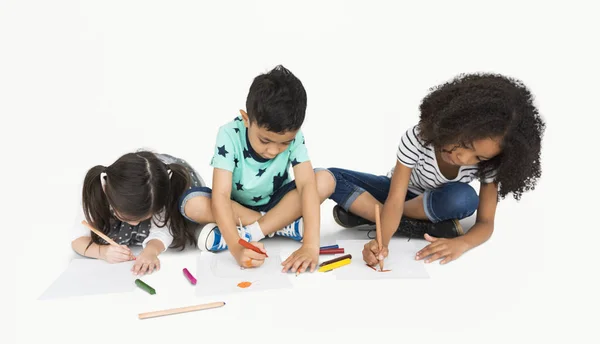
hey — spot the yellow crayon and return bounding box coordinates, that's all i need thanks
[318,258,351,272]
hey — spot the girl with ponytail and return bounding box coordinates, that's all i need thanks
[71,150,210,275]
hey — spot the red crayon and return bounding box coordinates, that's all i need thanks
[319,248,345,255]
[237,238,268,257]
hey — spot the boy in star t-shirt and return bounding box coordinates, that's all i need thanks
[178,65,334,274]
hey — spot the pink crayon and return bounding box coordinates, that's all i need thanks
[183,268,197,285]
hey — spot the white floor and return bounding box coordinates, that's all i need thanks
[4,1,598,343]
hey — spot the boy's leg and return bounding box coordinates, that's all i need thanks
[180,187,262,225]
[178,186,264,251]
[254,169,336,236]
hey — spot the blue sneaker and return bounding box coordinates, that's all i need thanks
[197,223,252,252]
[269,218,304,241]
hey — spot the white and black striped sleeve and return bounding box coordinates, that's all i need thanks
[396,126,422,168]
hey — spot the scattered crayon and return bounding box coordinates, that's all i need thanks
[135,279,156,295]
[319,248,345,255]
[318,258,351,272]
[182,268,197,285]
[319,254,352,267]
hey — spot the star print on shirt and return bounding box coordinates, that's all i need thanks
[243,148,251,159]
[235,182,244,191]
[234,128,240,133]
[218,145,229,158]
[291,158,299,167]
[252,195,263,203]
[272,170,289,191]
[234,157,239,167]
[256,168,266,177]
[234,117,243,121]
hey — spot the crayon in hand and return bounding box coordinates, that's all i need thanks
[237,238,268,257]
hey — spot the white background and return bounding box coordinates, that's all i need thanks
[2,1,599,343]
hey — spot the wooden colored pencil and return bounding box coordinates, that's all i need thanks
[138,301,226,319]
[81,220,119,247]
[375,204,384,271]
[81,220,135,260]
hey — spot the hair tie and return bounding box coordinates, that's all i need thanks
[164,163,172,180]
[100,171,107,189]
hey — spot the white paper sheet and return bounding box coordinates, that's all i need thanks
[38,259,137,300]
[331,240,430,280]
[195,251,293,297]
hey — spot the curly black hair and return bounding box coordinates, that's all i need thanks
[417,73,546,201]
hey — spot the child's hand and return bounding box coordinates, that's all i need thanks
[281,245,319,273]
[232,242,267,268]
[362,239,388,266]
[132,249,160,275]
[100,244,134,263]
[416,234,470,264]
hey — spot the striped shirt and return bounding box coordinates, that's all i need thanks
[387,125,496,195]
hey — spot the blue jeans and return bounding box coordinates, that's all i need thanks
[327,168,479,222]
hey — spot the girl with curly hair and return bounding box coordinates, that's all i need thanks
[323,73,546,265]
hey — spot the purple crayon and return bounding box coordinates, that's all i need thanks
[183,268,197,285]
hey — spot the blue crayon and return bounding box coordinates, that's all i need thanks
[320,244,339,250]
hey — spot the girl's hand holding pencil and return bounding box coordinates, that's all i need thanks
[100,244,135,264]
[362,239,388,267]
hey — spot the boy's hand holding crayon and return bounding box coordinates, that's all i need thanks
[362,239,388,267]
[232,240,267,268]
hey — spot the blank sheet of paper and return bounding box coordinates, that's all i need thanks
[38,259,136,300]
[195,251,292,297]
[332,240,429,280]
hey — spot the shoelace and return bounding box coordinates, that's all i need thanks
[212,228,229,250]
[366,221,427,242]
[278,224,297,237]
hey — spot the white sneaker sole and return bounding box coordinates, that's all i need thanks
[197,223,219,252]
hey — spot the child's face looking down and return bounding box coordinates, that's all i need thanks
[440,136,502,166]
[240,110,297,160]
[110,206,152,226]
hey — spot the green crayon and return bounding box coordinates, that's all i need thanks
[135,279,156,295]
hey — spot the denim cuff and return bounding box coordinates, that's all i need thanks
[422,189,441,223]
[178,187,212,223]
[341,186,366,211]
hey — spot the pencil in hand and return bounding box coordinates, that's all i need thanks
[81,220,136,260]
[375,204,384,271]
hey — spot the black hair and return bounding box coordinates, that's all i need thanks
[417,73,546,201]
[82,151,196,250]
[245,64,307,133]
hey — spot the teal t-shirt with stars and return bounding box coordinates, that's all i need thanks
[210,116,310,207]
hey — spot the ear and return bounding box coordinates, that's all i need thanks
[239,109,250,128]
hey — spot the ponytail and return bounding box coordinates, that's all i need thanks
[162,163,197,250]
[82,165,112,244]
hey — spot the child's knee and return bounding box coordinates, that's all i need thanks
[179,187,213,223]
[183,196,212,223]
[446,183,479,217]
[315,169,336,199]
